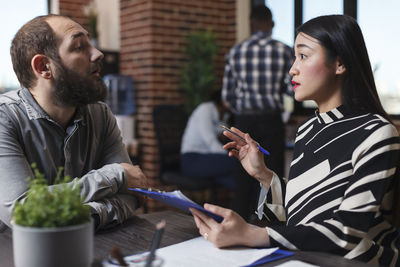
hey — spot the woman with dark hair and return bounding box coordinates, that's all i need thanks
[190,15,400,266]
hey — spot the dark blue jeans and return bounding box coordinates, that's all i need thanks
[181,153,235,189]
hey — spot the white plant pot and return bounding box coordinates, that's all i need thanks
[13,220,93,267]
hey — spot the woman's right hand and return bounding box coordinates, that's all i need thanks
[190,204,270,248]
[222,128,272,185]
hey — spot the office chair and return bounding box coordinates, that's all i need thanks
[152,105,218,201]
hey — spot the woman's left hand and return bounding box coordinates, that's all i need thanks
[189,204,270,248]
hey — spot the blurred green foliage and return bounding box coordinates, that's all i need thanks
[180,30,218,114]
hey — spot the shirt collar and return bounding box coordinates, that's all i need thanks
[19,88,50,120]
[19,88,84,125]
[252,30,272,39]
[315,105,352,124]
[250,31,273,46]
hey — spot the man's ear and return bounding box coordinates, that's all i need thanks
[31,55,52,79]
[336,58,346,75]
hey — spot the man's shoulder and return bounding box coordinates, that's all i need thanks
[228,34,292,56]
[86,101,109,111]
[260,38,293,55]
[227,33,262,54]
[84,101,114,120]
[0,90,25,120]
[270,39,292,49]
[0,89,22,106]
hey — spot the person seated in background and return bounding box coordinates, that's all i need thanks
[0,14,148,231]
[190,15,400,266]
[181,90,235,189]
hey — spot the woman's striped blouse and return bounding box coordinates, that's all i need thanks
[262,105,400,266]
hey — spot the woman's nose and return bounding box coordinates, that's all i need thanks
[289,62,298,76]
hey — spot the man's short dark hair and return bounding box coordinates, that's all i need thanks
[250,5,272,22]
[10,14,63,89]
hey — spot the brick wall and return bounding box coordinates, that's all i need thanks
[59,0,237,210]
[59,0,91,30]
[120,0,236,207]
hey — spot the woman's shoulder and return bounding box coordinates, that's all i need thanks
[295,108,399,137]
[354,111,396,130]
[344,112,399,152]
[368,113,399,137]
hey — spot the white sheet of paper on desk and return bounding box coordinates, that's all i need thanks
[155,236,278,267]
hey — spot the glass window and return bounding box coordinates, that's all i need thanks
[303,0,343,23]
[0,2,48,92]
[358,0,400,115]
[265,0,294,47]
[264,0,295,114]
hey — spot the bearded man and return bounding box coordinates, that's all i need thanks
[0,14,147,230]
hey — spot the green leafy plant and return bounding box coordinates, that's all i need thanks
[13,163,90,227]
[83,0,98,39]
[180,30,218,114]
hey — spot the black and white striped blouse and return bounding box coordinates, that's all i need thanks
[262,105,400,266]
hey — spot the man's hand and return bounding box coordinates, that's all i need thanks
[120,163,148,189]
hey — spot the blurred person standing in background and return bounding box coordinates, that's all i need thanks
[222,5,294,221]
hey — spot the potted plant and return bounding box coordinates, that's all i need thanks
[180,30,218,114]
[12,164,93,267]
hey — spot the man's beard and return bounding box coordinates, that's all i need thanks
[52,61,107,107]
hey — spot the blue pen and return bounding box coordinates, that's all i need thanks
[220,125,270,156]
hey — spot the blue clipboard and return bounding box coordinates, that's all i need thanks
[244,249,294,266]
[129,188,224,223]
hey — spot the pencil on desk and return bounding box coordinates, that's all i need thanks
[145,220,166,267]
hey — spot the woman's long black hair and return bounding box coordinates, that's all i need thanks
[298,15,400,226]
[296,15,390,122]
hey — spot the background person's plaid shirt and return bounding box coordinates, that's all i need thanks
[222,31,294,114]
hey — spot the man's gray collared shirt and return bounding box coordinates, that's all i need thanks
[0,88,137,229]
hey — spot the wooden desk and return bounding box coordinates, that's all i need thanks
[0,211,369,267]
